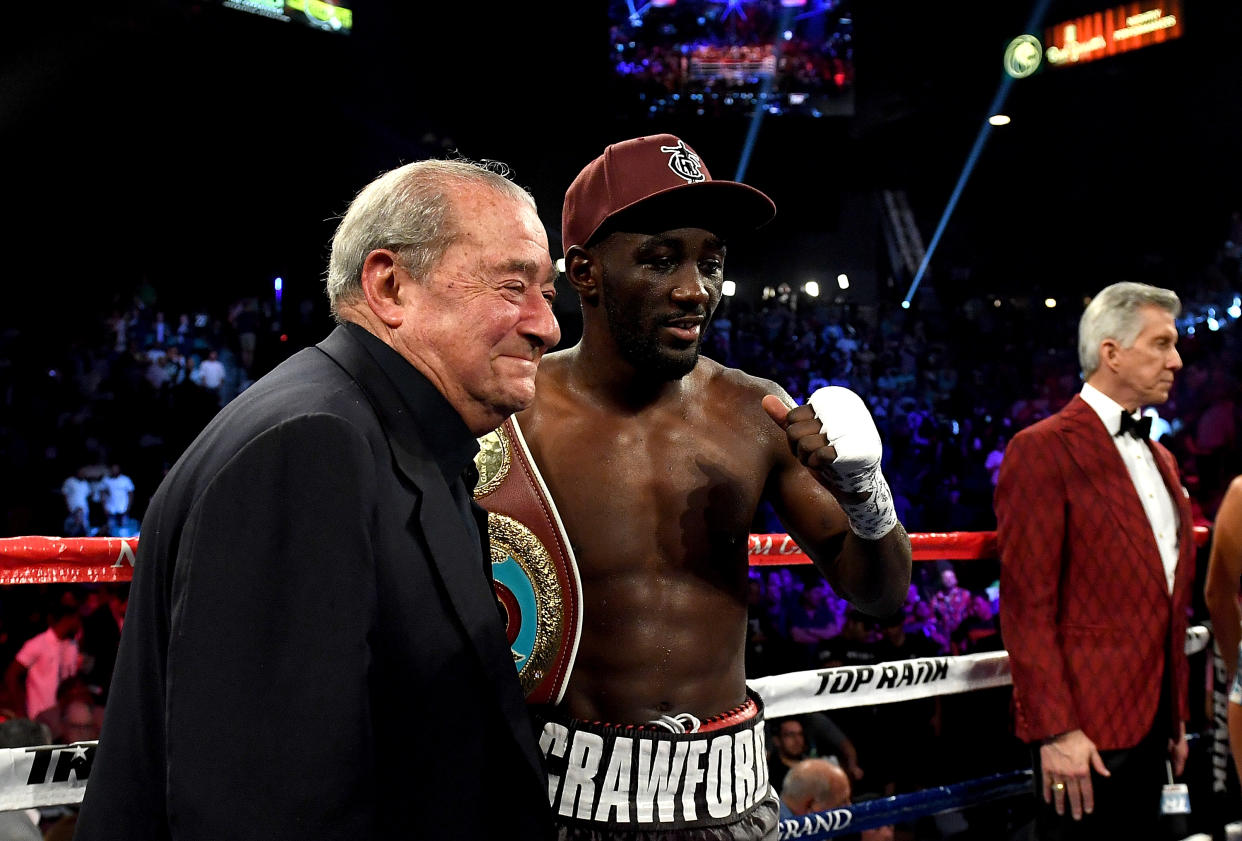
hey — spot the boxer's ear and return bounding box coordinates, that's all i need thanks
[565,246,599,304]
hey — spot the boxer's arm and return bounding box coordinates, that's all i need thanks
[1206,477,1242,683]
[761,389,911,616]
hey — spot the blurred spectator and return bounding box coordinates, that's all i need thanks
[802,711,865,783]
[34,675,104,743]
[788,580,844,668]
[950,594,1001,655]
[874,608,941,662]
[778,756,896,841]
[174,313,193,349]
[930,565,971,639]
[769,716,811,792]
[143,348,168,391]
[60,469,91,529]
[778,757,850,820]
[905,599,950,653]
[818,609,878,669]
[196,348,226,396]
[163,345,187,388]
[151,311,169,347]
[97,464,135,536]
[4,595,82,719]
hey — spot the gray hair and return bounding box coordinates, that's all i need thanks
[326,158,536,319]
[1078,282,1180,378]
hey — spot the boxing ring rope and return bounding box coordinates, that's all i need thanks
[777,769,1035,839]
[0,527,1209,582]
[0,528,1216,834]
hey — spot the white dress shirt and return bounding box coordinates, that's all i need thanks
[1080,383,1180,593]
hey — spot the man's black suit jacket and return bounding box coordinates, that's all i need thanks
[76,326,553,840]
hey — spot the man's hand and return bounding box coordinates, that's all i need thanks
[762,395,842,485]
[1169,722,1188,776]
[762,389,897,540]
[1040,729,1110,820]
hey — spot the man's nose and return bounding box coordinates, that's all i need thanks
[521,293,561,350]
[1169,346,1183,371]
[670,270,710,307]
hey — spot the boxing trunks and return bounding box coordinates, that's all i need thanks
[533,691,780,840]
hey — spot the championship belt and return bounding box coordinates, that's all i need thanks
[474,416,582,705]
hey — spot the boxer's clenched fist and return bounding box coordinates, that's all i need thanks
[762,388,898,540]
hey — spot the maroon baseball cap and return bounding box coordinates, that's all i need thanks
[561,134,776,254]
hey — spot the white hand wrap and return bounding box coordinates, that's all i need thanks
[806,386,898,540]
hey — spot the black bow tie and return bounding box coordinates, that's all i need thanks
[1118,411,1152,440]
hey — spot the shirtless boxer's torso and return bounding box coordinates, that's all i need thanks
[516,226,902,725]
[519,350,805,723]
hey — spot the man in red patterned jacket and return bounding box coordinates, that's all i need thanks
[996,282,1193,839]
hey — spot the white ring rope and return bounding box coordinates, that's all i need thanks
[0,626,1210,812]
[752,624,1210,719]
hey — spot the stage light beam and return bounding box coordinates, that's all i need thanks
[902,0,1053,309]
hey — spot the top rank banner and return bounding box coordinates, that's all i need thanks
[1044,1,1182,68]
[0,742,94,811]
[749,652,1014,719]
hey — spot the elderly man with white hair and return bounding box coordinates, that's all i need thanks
[997,282,1193,840]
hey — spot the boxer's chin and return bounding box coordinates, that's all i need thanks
[624,340,698,381]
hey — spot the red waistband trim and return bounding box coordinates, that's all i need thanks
[698,697,758,732]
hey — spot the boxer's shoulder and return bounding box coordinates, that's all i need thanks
[695,357,782,403]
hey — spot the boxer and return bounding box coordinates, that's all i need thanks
[515,135,912,839]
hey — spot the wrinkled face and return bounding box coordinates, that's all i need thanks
[1111,305,1181,407]
[394,187,559,434]
[776,721,806,759]
[594,228,726,380]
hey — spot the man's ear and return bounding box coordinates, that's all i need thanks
[1100,338,1121,372]
[566,245,600,305]
[359,249,405,327]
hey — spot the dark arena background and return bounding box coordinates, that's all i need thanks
[1,1,1241,838]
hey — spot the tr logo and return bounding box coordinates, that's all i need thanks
[25,743,95,785]
[660,140,706,184]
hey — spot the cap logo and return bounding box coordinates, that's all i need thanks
[660,140,706,184]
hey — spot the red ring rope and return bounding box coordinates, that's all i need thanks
[0,528,1212,585]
